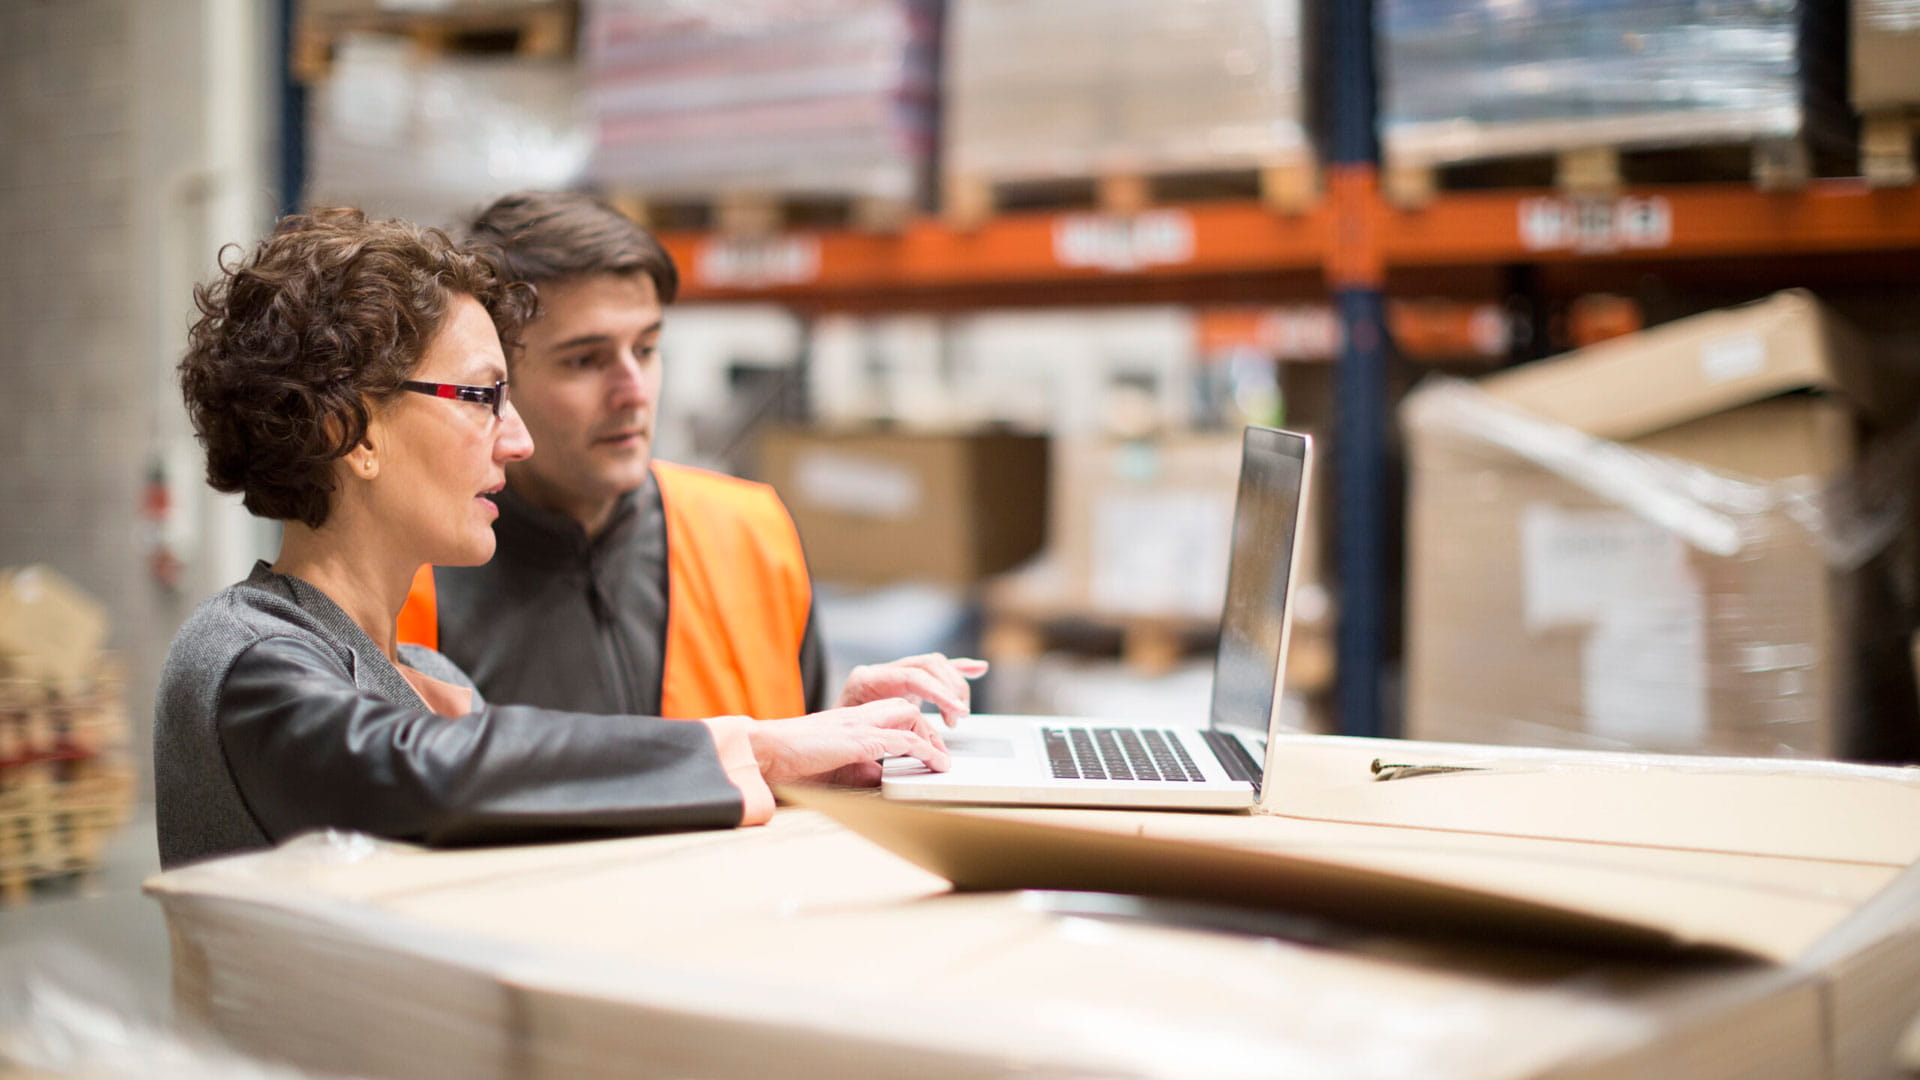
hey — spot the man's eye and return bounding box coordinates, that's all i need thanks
[562,354,596,371]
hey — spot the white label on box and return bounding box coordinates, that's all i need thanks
[1582,606,1708,746]
[1053,211,1195,273]
[1698,333,1766,384]
[1521,506,1687,629]
[1090,490,1232,616]
[792,451,919,519]
[696,236,821,289]
[1521,504,1707,745]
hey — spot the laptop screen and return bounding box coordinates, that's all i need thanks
[1207,426,1310,740]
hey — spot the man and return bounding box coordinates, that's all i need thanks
[399,191,982,730]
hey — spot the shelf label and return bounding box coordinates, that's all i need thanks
[695,235,822,289]
[1518,196,1672,255]
[1053,210,1196,272]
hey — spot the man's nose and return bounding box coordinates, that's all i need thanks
[607,352,654,408]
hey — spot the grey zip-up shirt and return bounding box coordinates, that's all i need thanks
[153,563,752,868]
[427,474,830,717]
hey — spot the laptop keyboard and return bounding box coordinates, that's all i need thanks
[1041,727,1207,782]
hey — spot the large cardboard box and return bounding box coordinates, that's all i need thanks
[148,737,1920,1079]
[1403,291,1914,758]
[756,427,1049,588]
[1003,432,1327,620]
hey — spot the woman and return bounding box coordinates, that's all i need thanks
[153,208,950,869]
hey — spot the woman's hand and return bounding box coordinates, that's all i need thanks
[749,698,951,787]
[837,654,989,728]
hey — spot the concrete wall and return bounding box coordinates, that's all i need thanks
[0,0,272,797]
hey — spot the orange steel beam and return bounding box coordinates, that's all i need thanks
[1380,180,1920,266]
[662,200,1332,301]
[660,181,1920,301]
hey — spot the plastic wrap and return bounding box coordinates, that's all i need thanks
[583,0,938,200]
[0,941,329,1079]
[303,35,591,229]
[1379,0,1840,165]
[1402,375,1918,759]
[944,0,1310,181]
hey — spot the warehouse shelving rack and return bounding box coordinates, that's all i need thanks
[644,2,1920,740]
[277,0,1920,740]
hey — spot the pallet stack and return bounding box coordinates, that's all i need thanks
[298,0,591,228]
[1855,0,1920,186]
[585,0,941,235]
[1377,0,1850,207]
[0,674,134,907]
[942,0,1315,225]
[0,567,133,907]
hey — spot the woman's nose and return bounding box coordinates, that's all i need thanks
[495,400,535,462]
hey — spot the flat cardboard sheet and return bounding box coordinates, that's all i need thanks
[803,734,1920,964]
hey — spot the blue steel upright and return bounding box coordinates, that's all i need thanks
[1327,0,1393,739]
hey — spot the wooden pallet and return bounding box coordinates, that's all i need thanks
[0,666,126,763]
[0,664,132,907]
[606,190,915,237]
[293,1,576,82]
[0,759,134,907]
[944,159,1319,229]
[1385,138,1813,209]
[1862,111,1920,188]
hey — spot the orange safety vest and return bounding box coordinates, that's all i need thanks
[397,460,812,720]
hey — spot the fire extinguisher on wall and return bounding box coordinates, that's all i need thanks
[142,459,183,592]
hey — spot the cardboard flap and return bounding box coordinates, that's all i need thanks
[784,786,1770,959]
[1476,291,1839,443]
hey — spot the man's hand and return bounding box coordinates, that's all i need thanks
[837,653,990,728]
[748,698,951,787]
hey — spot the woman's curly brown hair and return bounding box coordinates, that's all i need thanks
[179,207,536,528]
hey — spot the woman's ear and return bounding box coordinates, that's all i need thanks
[346,436,379,480]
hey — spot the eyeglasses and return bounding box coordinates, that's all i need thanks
[400,379,509,420]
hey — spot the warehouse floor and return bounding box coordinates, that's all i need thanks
[0,809,171,1024]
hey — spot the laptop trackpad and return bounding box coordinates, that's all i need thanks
[946,734,1016,759]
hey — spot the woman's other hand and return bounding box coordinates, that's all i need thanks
[749,698,951,787]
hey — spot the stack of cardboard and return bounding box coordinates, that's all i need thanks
[944,0,1312,189]
[1403,291,1920,759]
[147,735,1920,1078]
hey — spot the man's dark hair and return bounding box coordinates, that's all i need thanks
[467,190,680,303]
[179,207,535,528]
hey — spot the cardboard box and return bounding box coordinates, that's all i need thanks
[756,427,1049,588]
[148,736,1920,1079]
[1403,291,1916,758]
[1009,432,1329,621]
[0,565,108,691]
[1854,0,1920,111]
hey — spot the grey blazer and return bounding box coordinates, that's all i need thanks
[153,563,746,868]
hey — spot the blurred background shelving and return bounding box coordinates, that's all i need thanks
[278,0,1920,756]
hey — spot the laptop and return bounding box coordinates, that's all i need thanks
[882,425,1313,811]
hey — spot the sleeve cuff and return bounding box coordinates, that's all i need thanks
[698,716,775,826]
